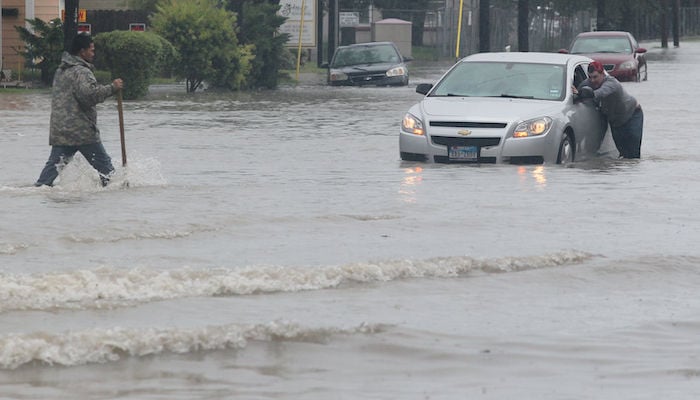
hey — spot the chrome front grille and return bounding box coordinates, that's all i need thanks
[429,121,507,129]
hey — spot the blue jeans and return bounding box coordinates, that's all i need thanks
[35,143,114,186]
[611,107,644,159]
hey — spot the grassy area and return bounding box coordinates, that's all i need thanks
[0,87,44,94]
[279,62,326,84]
[281,62,325,75]
[412,46,443,61]
[150,76,179,84]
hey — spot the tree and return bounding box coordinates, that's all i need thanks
[479,0,490,52]
[151,0,253,92]
[224,0,290,89]
[128,0,160,14]
[14,18,64,85]
[595,0,607,30]
[517,0,529,51]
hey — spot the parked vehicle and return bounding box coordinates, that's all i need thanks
[399,52,615,164]
[322,42,410,86]
[559,31,647,82]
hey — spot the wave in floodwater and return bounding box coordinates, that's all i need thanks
[0,250,594,312]
[0,243,29,255]
[64,225,221,243]
[0,320,387,370]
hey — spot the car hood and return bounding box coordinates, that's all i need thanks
[573,52,633,64]
[420,97,562,123]
[334,62,400,73]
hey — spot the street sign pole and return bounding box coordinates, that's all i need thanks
[63,0,79,51]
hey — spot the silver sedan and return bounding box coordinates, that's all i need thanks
[399,52,615,164]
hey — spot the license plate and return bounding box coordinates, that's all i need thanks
[448,145,478,161]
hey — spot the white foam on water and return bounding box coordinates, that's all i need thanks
[0,242,29,255]
[0,320,386,369]
[0,250,594,312]
[64,224,219,243]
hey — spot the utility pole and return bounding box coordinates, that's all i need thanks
[63,0,79,52]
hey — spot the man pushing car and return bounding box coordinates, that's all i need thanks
[574,60,643,159]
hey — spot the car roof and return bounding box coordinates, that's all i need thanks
[461,52,592,66]
[575,31,632,38]
[336,41,396,50]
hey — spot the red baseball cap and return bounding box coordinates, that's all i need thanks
[588,60,604,73]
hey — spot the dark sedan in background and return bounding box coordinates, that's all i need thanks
[559,31,647,82]
[323,41,411,86]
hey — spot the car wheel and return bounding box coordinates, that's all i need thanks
[556,133,574,164]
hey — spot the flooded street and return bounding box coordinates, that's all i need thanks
[1,41,700,399]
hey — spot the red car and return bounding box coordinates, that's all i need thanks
[559,31,648,82]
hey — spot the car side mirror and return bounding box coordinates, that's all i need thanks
[636,47,647,54]
[416,83,433,95]
[557,49,569,54]
[320,62,329,68]
[403,55,414,62]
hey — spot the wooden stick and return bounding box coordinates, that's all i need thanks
[117,89,127,167]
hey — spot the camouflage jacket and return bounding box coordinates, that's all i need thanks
[49,52,116,146]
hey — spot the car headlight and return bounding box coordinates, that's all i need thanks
[618,60,636,70]
[402,113,425,135]
[329,69,348,81]
[386,66,407,77]
[513,117,552,138]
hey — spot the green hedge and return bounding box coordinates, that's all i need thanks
[94,31,177,99]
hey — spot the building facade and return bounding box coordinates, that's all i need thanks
[1,0,62,79]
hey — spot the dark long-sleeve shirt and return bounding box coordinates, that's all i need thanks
[578,75,639,127]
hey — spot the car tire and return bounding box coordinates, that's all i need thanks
[556,133,575,164]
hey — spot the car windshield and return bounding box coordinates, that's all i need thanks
[430,61,566,101]
[331,44,401,67]
[570,36,632,54]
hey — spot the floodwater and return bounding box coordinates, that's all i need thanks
[1,41,699,399]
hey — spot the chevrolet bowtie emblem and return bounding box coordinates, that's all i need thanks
[457,129,472,136]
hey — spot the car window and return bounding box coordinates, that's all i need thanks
[331,44,400,67]
[573,65,588,87]
[430,61,566,101]
[571,37,632,54]
[629,35,639,50]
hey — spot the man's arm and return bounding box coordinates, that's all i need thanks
[591,77,620,100]
[73,68,115,108]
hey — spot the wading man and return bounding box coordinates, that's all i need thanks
[574,61,643,159]
[35,33,124,187]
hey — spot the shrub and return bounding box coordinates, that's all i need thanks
[94,30,175,99]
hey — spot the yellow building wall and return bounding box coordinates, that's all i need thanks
[36,0,60,22]
[1,0,60,78]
